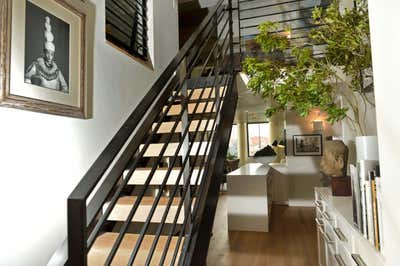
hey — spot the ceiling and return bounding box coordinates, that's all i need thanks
[235,73,268,122]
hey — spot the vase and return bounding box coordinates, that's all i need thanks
[355,136,379,162]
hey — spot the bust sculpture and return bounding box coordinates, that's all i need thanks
[320,140,349,177]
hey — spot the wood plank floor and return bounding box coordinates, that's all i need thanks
[207,194,318,266]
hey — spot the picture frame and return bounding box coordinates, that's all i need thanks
[0,0,93,118]
[293,134,323,156]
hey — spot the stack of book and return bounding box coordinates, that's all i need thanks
[350,160,383,252]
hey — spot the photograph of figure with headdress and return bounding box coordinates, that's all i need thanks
[24,0,70,93]
[2,0,91,118]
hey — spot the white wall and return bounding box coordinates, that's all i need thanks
[286,110,342,206]
[368,1,400,264]
[0,0,178,265]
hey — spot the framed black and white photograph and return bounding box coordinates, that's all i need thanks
[293,134,323,156]
[0,0,93,118]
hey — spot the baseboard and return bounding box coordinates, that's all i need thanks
[288,199,315,207]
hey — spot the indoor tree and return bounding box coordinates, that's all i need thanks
[242,0,373,136]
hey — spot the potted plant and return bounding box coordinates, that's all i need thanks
[242,0,376,161]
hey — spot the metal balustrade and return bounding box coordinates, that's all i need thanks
[66,0,237,265]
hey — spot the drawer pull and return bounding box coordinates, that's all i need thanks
[315,200,324,212]
[335,254,347,266]
[318,226,334,245]
[315,218,324,226]
[334,227,348,242]
[322,211,333,221]
[351,254,366,266]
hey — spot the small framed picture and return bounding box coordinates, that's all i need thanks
[0,0,93,118]
[293,134,323,156]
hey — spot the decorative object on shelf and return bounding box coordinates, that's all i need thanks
[330,176,351,196]
[0,0,92,118]
[242,0,374,137]
[320,140,349,177]
[293,134,322,156]
[320,140,350,195]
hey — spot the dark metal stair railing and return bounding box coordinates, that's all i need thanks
[66,0,237,265]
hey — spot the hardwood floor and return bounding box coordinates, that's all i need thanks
[207,194,318,266]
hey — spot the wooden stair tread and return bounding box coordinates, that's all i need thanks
[88,233,182,266]
[116,196,182,206]
[154,119,215,134]
[166,103,216,116]
[139,142,209,157]
[124,168,203,185]
[105,196,195,224]
[185,87,225,100]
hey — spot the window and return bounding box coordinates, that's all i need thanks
[228,124,239,158]
[106,0,148,61]
[247,123,270,156]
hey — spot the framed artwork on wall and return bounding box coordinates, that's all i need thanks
[0,0,93,118]
[293,134,323,156]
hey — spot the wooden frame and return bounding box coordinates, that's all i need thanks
[0,0,91,118]
[293,134,323,156]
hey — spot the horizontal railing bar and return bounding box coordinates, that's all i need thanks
[106,6,147,30]
[123,0,148,14]
[106,9,135,32]
[240,4,329,21]
[239,0,310,12]
[240,20,313,30]
[241,23,323,33]
[108,0,133,19]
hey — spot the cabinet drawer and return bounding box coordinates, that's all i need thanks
[324,221,337,247]
[337,241,357,266]
[334,216,352,253]
[317,220,336,247]
[322,202,336,227]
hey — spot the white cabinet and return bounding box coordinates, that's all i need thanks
[315,188,385,266]
[227,163,272,232]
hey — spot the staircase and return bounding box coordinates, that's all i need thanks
[64,1,238,265]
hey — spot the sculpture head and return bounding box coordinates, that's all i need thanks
[320,140,348,177]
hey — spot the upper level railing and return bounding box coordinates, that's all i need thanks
[65,0,237,265]
[238,0,331,61]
